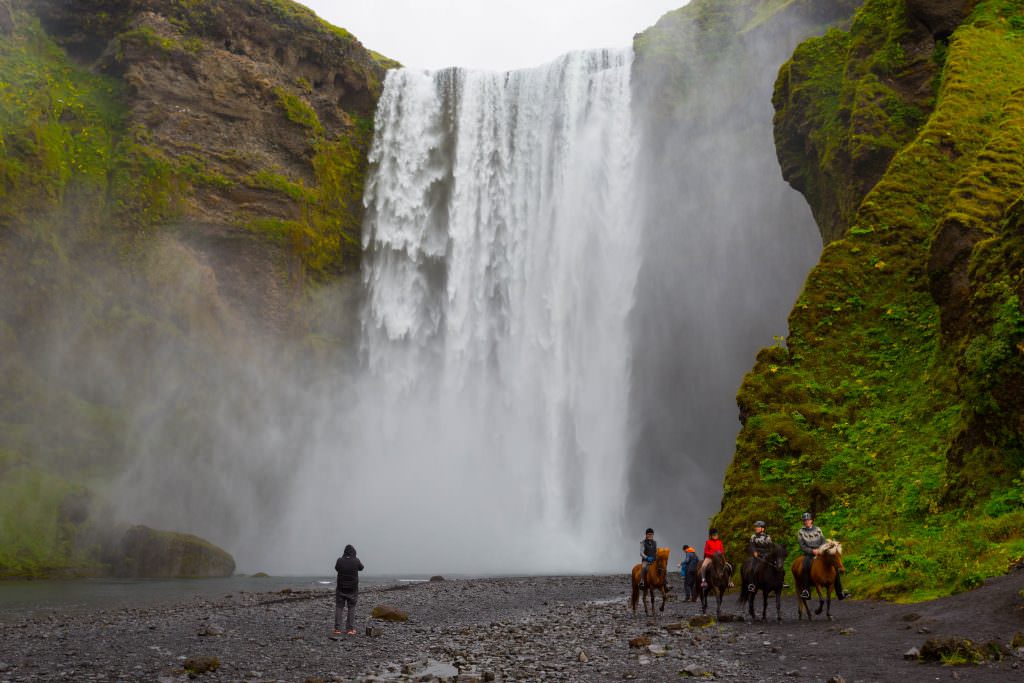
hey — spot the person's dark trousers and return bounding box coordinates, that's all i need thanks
[685,571,696,600]
[335,592,357,630]
[801,555,814,595]
[682,574,692,600]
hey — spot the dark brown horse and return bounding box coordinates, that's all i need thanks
[630,547,670,616]
[738,542,788,622]
[791,539,844,621]
[699,552,732,617]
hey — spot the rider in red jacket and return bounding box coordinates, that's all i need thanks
[699,528,727,588]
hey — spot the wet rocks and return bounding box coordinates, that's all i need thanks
[371,605,409,622]
[628,636,651,649]
[430,576,446,582]
[183,655,220,676]
[688,615,715,628]
[198,623,225,637]
[919,637,986,663]
[903,647,921,661]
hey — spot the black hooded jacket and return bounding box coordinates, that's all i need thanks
[335,545,364,594]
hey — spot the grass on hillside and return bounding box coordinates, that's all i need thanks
[715,0,1024,601]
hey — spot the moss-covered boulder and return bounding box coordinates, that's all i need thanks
[113,525,235,578]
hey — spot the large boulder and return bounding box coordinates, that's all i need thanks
[114,525,235,578]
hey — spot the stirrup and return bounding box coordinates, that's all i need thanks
[747,584,755,593]
[799,589,810,599]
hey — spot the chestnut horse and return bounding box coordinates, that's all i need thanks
[630,547,670,616]
[791,539,844,621]
[699,552,732,618]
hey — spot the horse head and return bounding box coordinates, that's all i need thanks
[655,547,671,572]
[769,542,788,571]
[819,539,843,556]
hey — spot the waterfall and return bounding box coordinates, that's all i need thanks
[345,49,639,572]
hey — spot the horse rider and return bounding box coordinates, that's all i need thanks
[699,528,726,588]
[748,520,773,559]
[639,527,658,589]
[797,512,850,600]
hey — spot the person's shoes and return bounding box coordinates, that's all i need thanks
[799,589,810,599]
[346,628,357,635]
[332,628,342,636]
[700,580,707,588]
[783,583,790,588]
[838,591,851,600]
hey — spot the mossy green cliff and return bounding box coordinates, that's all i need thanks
[0,0,391,577]
[715,0,1024,600]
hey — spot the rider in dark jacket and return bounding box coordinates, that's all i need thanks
[639,528,657,589]
[748,521,773,558]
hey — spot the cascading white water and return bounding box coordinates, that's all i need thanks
[337,49,640,573]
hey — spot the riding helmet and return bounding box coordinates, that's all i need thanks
[645,528,654,534]
[801,512,813,521]
[754,520,766,528]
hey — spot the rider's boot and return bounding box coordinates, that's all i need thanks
[835,573,851,600]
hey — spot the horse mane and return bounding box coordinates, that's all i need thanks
[656,547,671,560]
[820,539,843,556]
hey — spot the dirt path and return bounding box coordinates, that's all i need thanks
[0,568,1021,682]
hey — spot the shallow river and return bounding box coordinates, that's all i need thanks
[0,574,432,622]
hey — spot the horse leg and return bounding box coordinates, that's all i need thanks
[631,581,639,616]
[775,588,782,623]
[825,584,833,621]
[761,589,768,623]
[748,590,755,620]
[814,585,825,615]
[660,585,667,613]
[716,588,723,619]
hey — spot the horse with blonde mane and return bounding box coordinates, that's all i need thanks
[630,547,670,616]
[791,539,844,620]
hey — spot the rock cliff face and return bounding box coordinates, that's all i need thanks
[716,0,1024,599]
[0,0,390,577]
[26,0,386,329]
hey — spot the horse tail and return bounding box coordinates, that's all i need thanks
[737,582,750,604]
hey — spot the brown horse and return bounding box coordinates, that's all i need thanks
[791,539,844,621]
[699,552,732,617]
[630,547,670,616]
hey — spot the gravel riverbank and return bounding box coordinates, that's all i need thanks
[1,570,1022,682]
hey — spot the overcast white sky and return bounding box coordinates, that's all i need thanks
[297,1,689,71]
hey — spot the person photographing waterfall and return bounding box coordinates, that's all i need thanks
[333,544,364,636]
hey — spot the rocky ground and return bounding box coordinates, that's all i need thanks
[1,568,1022,683]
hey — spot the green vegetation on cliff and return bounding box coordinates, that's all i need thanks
[716,0,1024,600]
